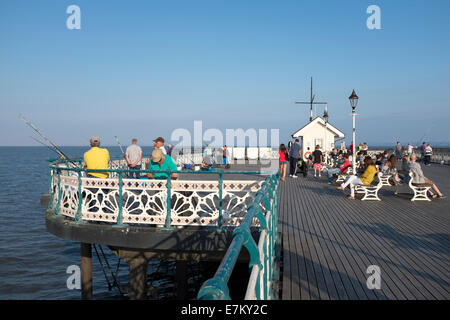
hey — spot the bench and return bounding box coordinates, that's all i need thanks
[336,166,353,183]
[379,172,393,187]
[408,172,432,201]
[355,173,382,201]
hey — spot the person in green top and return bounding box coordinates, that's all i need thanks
[337,156,377,200]
[146,149,178,180]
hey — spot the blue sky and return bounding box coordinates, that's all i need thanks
[1,0,449,146]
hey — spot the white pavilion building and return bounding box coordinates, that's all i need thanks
[291,116,345,160]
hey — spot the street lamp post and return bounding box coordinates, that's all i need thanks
[349,90,359,172]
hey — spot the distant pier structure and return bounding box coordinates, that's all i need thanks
[41,156,280,300]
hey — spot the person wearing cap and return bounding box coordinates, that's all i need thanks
[83,136,110,178]
[125,138,142,179]
[153,137,167,154]
[146,149,177,180]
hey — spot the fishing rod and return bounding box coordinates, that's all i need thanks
[19,114,80,167]
[114,136,125,154]
[29,135,63,156]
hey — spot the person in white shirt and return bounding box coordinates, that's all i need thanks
[125,138,143,179]
[407,143,415,156]
[424,144,433,166]
[153,137,167,154]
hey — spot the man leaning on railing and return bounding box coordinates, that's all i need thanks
[145,149,178,180]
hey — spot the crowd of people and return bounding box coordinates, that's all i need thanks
[278,141,445,200]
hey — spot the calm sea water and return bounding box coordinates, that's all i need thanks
[0,146,217,300]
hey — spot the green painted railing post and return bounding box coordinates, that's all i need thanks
[218,170,223,229]
[263,237,268,300]
[74,168,83,221]
[116,170,125,226]
[54,170,62,216]
[163,174,173,229]
[48,167,55,210]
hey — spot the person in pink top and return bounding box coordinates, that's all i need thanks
[279,144,289,182]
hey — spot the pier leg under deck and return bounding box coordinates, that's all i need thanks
[176,260,188,299]
[80,243,93,300]
[126,253,149,300]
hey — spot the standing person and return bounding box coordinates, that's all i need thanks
[420,142,426,163]
[424,144,433,166]
[289,139,301,178]
[287,141,292,150]
[362,143,368,153]
[278,144,289,182]
[166,144,173,156]
[125,138,142,179]
[153,137,167,154]
[83,136,110,178]
[407,143,414,156]
[222,145,228,167]
[312,145,323,178]
[395,141,403,160]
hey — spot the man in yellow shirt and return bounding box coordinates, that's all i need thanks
[84,136,110,178]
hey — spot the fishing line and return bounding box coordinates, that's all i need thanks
[19,114,80,168]
[114,136,125,154]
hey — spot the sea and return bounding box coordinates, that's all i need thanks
[0,146,225,300]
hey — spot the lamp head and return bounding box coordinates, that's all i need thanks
[349,89,359,110]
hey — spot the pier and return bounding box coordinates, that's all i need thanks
[41,156,449,300]
[279,163,449,300]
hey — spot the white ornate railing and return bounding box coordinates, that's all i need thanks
[50,163,267,228]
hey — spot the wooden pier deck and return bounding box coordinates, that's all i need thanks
[279,163,450,300]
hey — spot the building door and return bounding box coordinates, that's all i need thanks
[314,139,323,149]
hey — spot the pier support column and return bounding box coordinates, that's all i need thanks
[176,260,188,299]
[80,243,93,300]
[126,253,149,300]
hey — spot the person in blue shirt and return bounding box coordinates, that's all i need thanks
[146,149,178,180]
[288,139,301,178]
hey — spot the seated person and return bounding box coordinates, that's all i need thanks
[381,155,403,185]
[146,149,178,180]
[330,149,338,166]
[327,155,351,184]
[200,156,213,171]
[381,155,397,174]
[337,156,377,200]
[380,150,390,168]
[83,136,110,178]
[375,154,383,167]
[409,153,445,198]
[336,153,344,168]
[397,155,411,183]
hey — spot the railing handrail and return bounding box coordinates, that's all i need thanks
[196,173,279,300]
